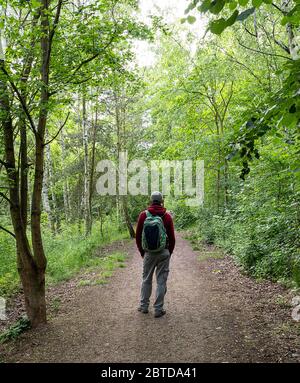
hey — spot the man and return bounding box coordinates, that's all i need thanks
[135,191,175,318]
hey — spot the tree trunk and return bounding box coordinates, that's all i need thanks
[89,107,97,233]
[282,0,299,60]
[0,0,63,328]
[45,143,60,231]
[122,195,135,238]
[99,207,104,238]
[224,158,229,207]
[82,94,91,236]
[18,255,47,328]
[60,128,70,222]
[42,150,56,233]
[1,58,46,327]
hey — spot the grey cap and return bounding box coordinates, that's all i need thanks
[151,191,163,203]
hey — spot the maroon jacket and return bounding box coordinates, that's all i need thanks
[136,203,175,257]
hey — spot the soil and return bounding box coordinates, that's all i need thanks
[0,232,299,363]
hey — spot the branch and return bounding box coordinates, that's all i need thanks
[49,75,93,96]
[0,225,16,239]
[260,22,291,55]
[49,0,63,46]
[0,66,37,134]
[43,112,70,146]
[271,3,287,14]
[237,40,292,60]
[0,191,12,205]
[0,159,8,168]
[219,47,267,88]
[244,27,257,38]
[72,32,117,76]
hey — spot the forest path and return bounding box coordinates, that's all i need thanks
[1,232,299,362]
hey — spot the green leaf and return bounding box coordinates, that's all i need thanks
[210,0,226,15]
[185,1,198,14]
[198,0,212,13]
[229,1,238,10]
[280,16,288,26]
[180,18,187,24]
[238,0,249,6]
[209,18,227,34]
[227,10,239,26]
[252,0,263,7]
[236,7,255,21]
[262,0,272,3]
[187,15,197,24]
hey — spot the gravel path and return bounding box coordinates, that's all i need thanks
[1,232,299,363]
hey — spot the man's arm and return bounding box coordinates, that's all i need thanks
[165,214,175,255]
[135,211,146,257]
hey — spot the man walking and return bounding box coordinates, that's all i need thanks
[135,191,175,318]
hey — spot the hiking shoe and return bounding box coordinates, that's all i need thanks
[154,309,166,318]
[138,307,149,314]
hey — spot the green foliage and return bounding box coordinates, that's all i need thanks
[140,17,299,287]
[0,220,127,296]
[183,0,300,35]
[0,316,31,344]
[0,234,19,296]
[166,198,198,229]
[44,222,127,284]
[229,59,300,179]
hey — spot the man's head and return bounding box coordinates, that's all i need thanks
[150,191,163,205]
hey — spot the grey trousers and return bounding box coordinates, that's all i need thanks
[140,248,171,313]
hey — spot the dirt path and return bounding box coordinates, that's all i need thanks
[1,232,299,363]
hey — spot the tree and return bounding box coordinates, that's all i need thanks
[0,0,152,326]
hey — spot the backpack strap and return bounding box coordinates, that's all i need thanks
[145,209,152,218]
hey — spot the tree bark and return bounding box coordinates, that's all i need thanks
[89,107,97,233]
[60,128,70,222]
[122,195,135,238]
[82,93,91,236]
[42,146,56,233]
[0,58,46,327]
[114,90,135,237]
[45,142,60,232]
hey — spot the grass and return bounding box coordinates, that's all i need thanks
[77,251,127,287]
[183,230,225,262]
[197,250,225,262]
[0,316,31,344]
[0,220,128,297]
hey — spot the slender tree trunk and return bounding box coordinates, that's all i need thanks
[114,90,135,237]
[45,143,59,231]
[42,153,55,233]
[282,0,299,60]
[122,195,135,238]
[60,128,70,222]
[224,158,229,207]
[89,107,97,233]
[19,115,28,231]
[99,206,104,237]
[82,93,91,236]
[18,9,41,232]
[215,117,221,212]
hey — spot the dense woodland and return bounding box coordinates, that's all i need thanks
[0,0,299,327]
